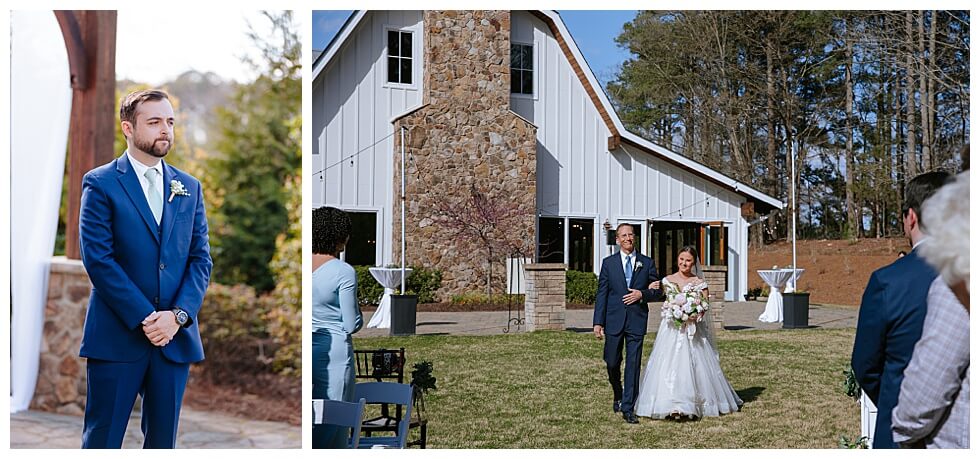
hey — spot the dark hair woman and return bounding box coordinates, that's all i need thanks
[311,207,363,448]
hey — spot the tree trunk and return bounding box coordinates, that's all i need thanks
[926,10,938,167]
[904,11,918,181]
[765,39,779,202]
[917,11,932,171]
[844,27,857,239]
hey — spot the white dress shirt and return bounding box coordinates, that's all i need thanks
[126,151,164,220]
[620,250,637,276]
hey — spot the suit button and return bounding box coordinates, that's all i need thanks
[154,296,159,305]
[159,263,165,270]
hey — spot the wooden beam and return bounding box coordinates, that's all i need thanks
[62,10,117,260]
[53,11,88,89]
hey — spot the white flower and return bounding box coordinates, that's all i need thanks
[634,260,643,271]
[673,295,686,306]
[168,179,191,202]
[672,308,683,319]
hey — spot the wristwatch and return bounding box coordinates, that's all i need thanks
[172,308,190,327]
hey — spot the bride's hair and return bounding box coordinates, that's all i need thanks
[678,245,704,278]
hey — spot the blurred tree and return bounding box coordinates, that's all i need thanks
[207,11,301,292]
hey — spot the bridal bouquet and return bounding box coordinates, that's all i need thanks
[661,290,710,329]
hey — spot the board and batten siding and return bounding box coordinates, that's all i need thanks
[313,10,424,265]
[510,11,748,300]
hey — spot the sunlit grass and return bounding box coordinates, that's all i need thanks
[355,328,859,448]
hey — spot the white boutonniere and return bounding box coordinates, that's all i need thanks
[634,260,643,272]
[169,180,190,202]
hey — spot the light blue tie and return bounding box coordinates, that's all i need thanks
[625,254,633,287]
[145,168,163,224]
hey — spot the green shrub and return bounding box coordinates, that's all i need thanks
[407,266,443,304]
[354,265,443,305]
[199,283,267,342]
[566,270,598,304]
[198,283,272,378]
[353,265,385,306]
[264,176,301,376]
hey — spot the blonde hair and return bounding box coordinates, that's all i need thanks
[919,171,969,287]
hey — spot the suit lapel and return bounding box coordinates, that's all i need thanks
[115,156,161,244]
[160,163,180,247]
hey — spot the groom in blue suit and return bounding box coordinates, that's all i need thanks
[594,223,662,424]
[851,171,950,448]
[78,89,211,448]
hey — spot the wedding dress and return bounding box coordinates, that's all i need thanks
[634,277,743,419]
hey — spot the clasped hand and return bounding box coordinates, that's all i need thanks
[142,311,179,347]
[622,288,643,305]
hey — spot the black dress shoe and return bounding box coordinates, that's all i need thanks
[613,400,622,413]
[623,411,639,424]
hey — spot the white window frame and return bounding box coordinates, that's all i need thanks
[509,40,537,100]
[383,25,419,90]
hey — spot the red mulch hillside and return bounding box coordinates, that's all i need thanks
[748,237,910,307]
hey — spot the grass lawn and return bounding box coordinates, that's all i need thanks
[354,327,861,448]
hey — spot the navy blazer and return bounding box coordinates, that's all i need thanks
[851,248,936,448]
[79,154,212,364]
[593,252,662,336]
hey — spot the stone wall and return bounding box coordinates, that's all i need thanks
[523,264,566,331]
[32,257,89,415]
[702,265,728,332]
[393,10,537,298]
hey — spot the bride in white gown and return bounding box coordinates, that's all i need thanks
[634,246,743,420]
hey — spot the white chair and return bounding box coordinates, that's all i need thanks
[313,398,366,448]
[354,382,414,449]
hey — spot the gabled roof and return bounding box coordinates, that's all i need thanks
[313,10,784,213]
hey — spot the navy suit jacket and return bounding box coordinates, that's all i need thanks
[851,247,936,448]
[79,154,212,364]
[593,252,662,336]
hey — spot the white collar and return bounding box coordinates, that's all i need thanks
[126,151,163,178]
[911,237,929,251]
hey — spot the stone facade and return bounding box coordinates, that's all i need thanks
[702,265,728,332]
[523,263,566,331]
[32,257,90,415]
[393,10,537,298]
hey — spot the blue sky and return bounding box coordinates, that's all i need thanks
[311,10,638,86]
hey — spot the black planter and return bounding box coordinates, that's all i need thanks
[782,292,810,329]
[390,294,418,336]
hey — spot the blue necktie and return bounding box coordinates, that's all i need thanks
[625,254,633,287]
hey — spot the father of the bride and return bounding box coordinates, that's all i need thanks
[78,89,211,448]
[593,223,662,424]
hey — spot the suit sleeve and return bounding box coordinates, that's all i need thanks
[171,181,213,324]
[79,173,157,329]
[851,271,887,404]
[641,261,663,302]
[593,259,609,327]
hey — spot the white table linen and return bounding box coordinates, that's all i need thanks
[366,267,412,328]
[756,269,805,323]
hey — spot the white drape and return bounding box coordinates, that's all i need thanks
[10,11,73,413]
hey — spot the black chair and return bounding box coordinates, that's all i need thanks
[353,348,428,448]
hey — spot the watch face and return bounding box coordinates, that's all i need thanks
[176,310,188,324]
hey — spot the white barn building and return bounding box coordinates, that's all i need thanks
[312,10,782,301]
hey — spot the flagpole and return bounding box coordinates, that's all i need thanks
[400,126,406,295]
[790,141,798,292]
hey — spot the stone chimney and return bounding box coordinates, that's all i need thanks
[393,10,537,298]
